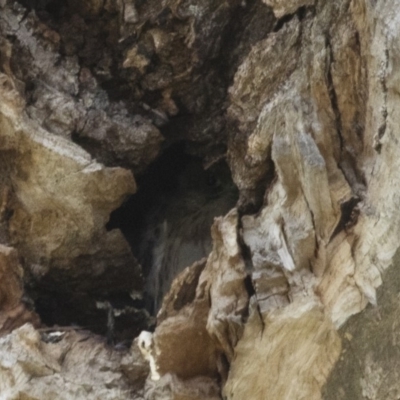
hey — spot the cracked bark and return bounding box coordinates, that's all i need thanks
[0,0,400,399]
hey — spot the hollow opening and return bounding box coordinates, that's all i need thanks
[107,142,239,315]
[27,261,148,346]
[27,143,238,346]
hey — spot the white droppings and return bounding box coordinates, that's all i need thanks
[138,331,160,381]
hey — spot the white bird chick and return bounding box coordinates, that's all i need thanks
[138,330,160,381]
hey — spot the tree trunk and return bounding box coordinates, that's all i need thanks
[0,0,398,399]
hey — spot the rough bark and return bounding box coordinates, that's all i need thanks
[0,0,399,399]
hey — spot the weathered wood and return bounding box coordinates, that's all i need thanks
[0,0,399,399]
